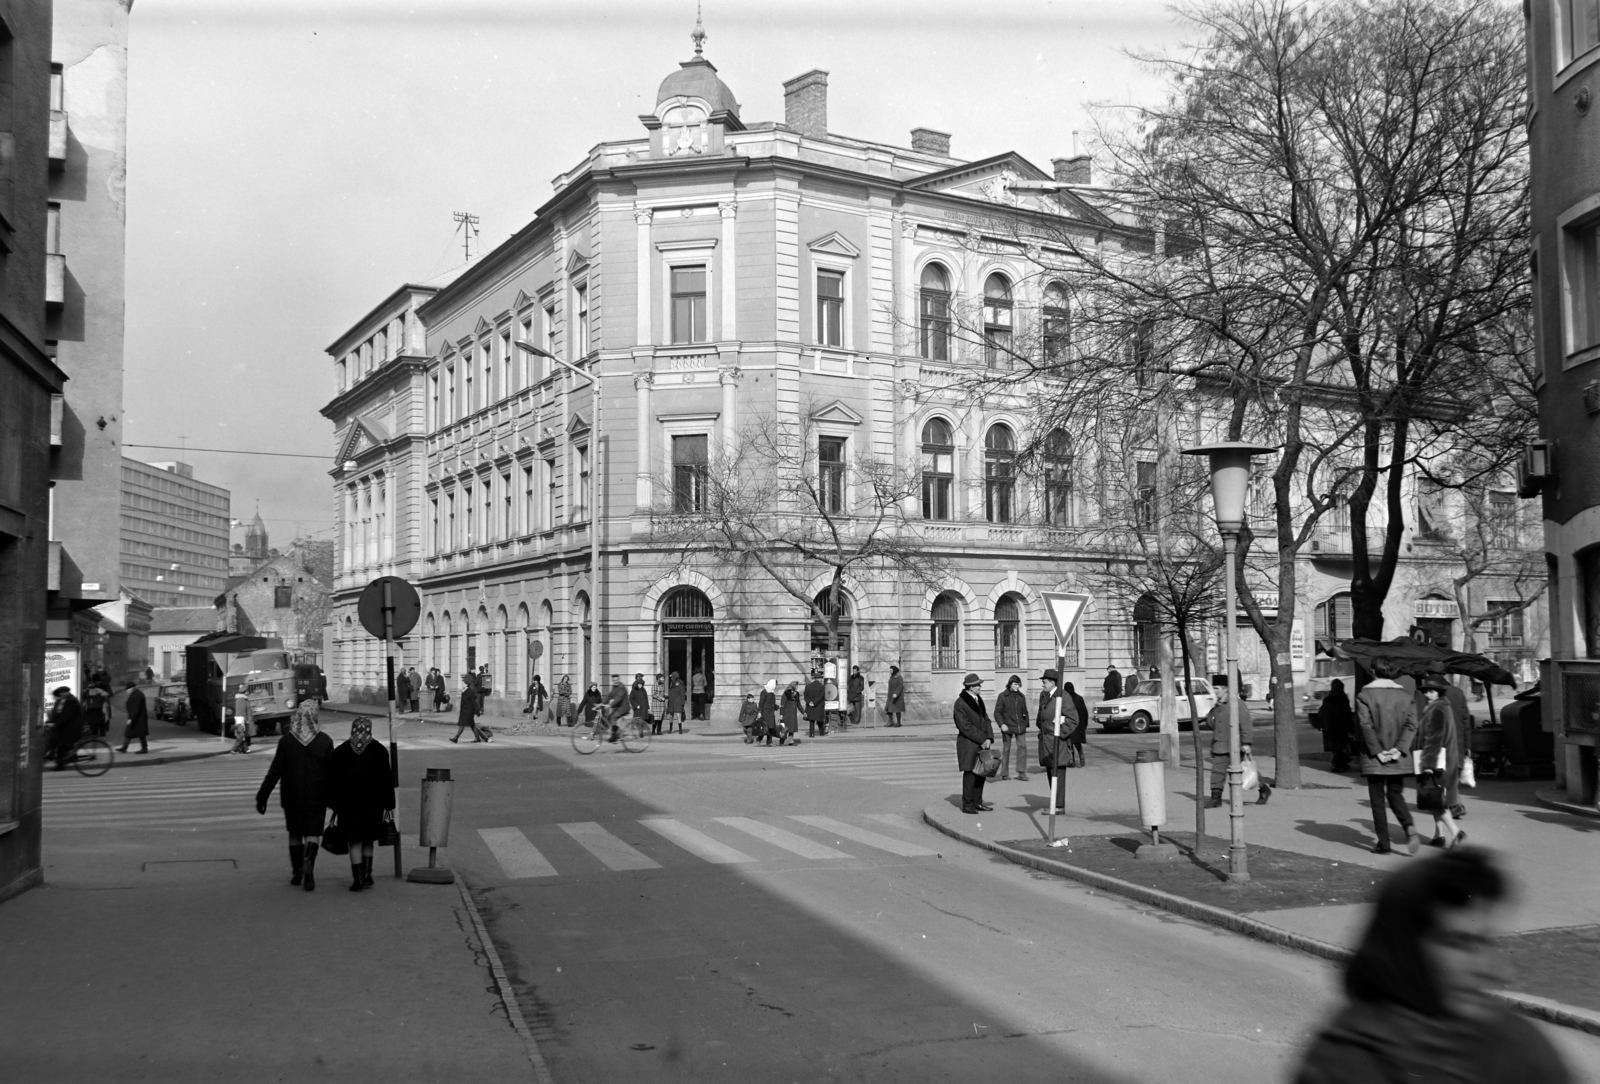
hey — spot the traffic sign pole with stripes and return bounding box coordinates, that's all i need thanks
[1039,592,1091,848]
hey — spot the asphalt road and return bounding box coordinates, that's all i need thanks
[436,732,1343,1083]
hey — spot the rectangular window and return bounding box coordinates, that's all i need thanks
[501,471,512,539]
[1484,600,1526,646]
[930,622,959,670]
[48,63,62,111]
[1044,458,1073,527]
[519,316,535,383]
[922,456,953,521]
[430,496,440,555]
[463,485,474,548]
[1134,460,1157,530]
[995,621,1020,669]
[337,359,348,392]
[428,372,440,430]
[1415,478,1448,541]
[1487,489,1517,545]
[816,269,844,346]
[45,202,60,254]
[1564,0,1600,65]
[1132,322,1155,387]
[500,329,513,394]
[1562,214,1600,355]
[274,586,293,609]
[818,436,846,514]
[672,434,710,513]
[575,446,591,521]
[543,458,558,527]
[522,464,534,535]
[544,303,557,361]
[446,491,457,551]
[574,284,590,357]
[985,451,1013,524]
[480,341,493,408]
[920,287,950,361]
[482,481,493,543]
[446,364,458,420]
[671,266,708,344]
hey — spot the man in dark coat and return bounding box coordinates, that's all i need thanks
[426,668,446,712]
[1103,664,1123,702]
[603,674,630,742]
[407,666,423,713]
[884,665,906,727]
[394,668,412,714]
[1063,681,1090,767]
[994,675,1029,781]
[120,679,150,755]
[804,670,827,737]
[1036,669,1076,813]
[1318,679,1355,772]
[847,666,865,729]
[49,687,84,769]
[953,673,994,814]
[1355,660,1420,854]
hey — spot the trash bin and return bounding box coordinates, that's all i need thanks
[1500,692,1554,780]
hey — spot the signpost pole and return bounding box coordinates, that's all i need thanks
[383,579,402,880]
[1038,591,1091,850]
[1047,644,1065,846]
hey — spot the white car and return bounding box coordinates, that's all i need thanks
[1094,679,1219,733]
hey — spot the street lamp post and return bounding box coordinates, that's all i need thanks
[516,340,603,684]
[1180,441,1276,883]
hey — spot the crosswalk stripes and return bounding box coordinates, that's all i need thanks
[43,757,269,831]
[559,822,661,870]
[473,814,939,881]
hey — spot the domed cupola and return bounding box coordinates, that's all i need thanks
[640,10,744,158]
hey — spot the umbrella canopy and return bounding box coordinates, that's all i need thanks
[1333,637,1516,687]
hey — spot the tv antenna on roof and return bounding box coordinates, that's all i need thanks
[452,211,480,261]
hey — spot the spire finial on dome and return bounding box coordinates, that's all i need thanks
[691,2,706,57]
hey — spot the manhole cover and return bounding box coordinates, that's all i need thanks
[142,859,238,873]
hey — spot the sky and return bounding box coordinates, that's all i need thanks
[121,0,1189,549]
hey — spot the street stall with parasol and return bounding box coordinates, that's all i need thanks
[1332,637,1518,774]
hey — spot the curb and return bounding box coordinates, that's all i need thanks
[921,807,1600,1038]
[455,879,555,1084]
[1534,787,1600,820]
[104,747,234,768]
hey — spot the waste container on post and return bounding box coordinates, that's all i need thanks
[407,768,456,884]
[1132,750,1178,861]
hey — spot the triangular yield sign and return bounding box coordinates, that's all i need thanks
[1040,592,1091,645]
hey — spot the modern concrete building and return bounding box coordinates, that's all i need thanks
[2,0,72,903]
[322,30,1548,724]
[44,0,132,654]
[1525,0,1600,805]
[119,458,230,608]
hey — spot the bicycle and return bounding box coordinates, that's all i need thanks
[571,712,651,755]
[53,735,116,777]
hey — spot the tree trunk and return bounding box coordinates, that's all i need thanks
[1158,632,1179,769]
[1178,625,1205,855]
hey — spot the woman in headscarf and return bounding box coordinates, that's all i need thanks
[255,703,335,891]
[884,665,906,727]
[650,674,668,735]
[555,674,573,726]
[1294,848,1569,1084]
[758,678,781,745]
[329,717,395,892]
[581,681,603,724]
[1319,678,1356,773]
[629,673,650,732]
[451,672,490,743]
[1418,676,1465,849]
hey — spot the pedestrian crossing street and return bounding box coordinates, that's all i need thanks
[696,741,963,790]
[474,813,941,881]
[42,756,268,831]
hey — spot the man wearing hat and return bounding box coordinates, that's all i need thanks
[1036,669,1077,814]
[953,673,995,814]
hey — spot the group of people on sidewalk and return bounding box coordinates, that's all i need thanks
[953,669,1090,815]
[255,704,395,893]
[47,677,149,767]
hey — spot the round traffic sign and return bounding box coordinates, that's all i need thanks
[528,639,544,660]
[358,576,421,640]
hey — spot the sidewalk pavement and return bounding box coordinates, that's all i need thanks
[921,746,1600,1028]
[2,773,538,1080]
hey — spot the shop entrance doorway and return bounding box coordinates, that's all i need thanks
[660,587,715,719]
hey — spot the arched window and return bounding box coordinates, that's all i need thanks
[921,418,954,521]
[660,586,714,619]
[1042,429,1073,527]
[576,592,592,687]
[1133,593,1161,673]
[931,592,961,669]
[919,264,951,362]
[995,593,1022,669]
[984,424,1015,524]
[983,273,1013,369]
[1043,282,1070,361]
[496,604,512,694]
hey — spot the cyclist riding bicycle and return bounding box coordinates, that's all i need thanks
[602,674,631,743]
[48,686,85,770]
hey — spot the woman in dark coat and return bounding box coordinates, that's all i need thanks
[758,679,782,746]
[329,718,395,892]
[119,680,150,754]
[780,681,802,742]
[256,704,335,891]
[83,685,110,739]
[629,674,650,730]
[884,665,906,727]
[555,674,573,726]
[451,674,490,743]
[993,675,1029,781]
[666,672,687,734]
[1063,681,1090,767]
[1319,679,1356,773]
[581,681,602,723]
[1294,848,1568,1084]
[1418,678,1465,849]
[953,673,995,814]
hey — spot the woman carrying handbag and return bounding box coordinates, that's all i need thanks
[1417,676,1464,849]
[329,717,396,891]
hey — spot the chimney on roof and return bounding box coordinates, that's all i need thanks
[911,127,951,156]
[783,69,829,140]
[1053,155,1092,185]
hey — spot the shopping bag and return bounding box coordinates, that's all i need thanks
[1239,756,1260,792]
[379,817,400,848]
[1459,754,1476,789]
[1416,773,1447,812]
[322,817,350,856]
[975,748,1002,778]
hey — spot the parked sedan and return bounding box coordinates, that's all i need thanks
[153,682,191,724]
[1094,679,1218,733]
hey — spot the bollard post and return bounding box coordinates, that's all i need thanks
[1133,749,1178,860]
[407,767,456,884]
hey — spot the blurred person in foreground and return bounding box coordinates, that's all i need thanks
[1294,848,1568,1084]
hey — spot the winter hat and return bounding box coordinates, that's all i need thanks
[962,673,983,688]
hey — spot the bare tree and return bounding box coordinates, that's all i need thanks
[648,407,949,666]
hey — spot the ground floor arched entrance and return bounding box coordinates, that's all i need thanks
[659,586,715,719]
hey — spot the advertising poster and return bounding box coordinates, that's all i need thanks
[44,645,82,707]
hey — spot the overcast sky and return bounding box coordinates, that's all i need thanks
[122,0,1187,549]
